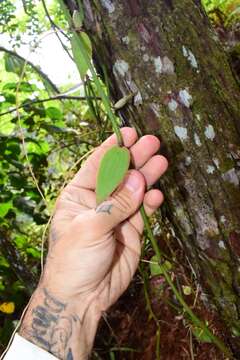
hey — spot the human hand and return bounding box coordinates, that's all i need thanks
[20,128,168,359]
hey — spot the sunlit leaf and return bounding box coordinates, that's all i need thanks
[96,146,130,205]
[26,247,41,259]
[4,53,24,76]
[0,302,15,314]
[0,201,12,217]
[71,32,92,80]
[46,107,63,120]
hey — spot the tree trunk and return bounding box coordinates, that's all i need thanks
[65,0,240,355]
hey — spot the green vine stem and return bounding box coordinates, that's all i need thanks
[140,207,231,357]
[58,1,232,357]
[74,35,122,145]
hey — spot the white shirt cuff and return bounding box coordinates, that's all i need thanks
[4,333,58,360]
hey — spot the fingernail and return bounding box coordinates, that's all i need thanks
[124,172,141,192]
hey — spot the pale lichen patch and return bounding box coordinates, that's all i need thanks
[219,240,226,249]
[194,133,201,147]
[100,0,115,14]
[122,36,129,45]
[204,124,215,140]
[168,99,178,112]
[150,103,160,118]
[174,126,188,141]
[113,59,129,77]
[143,54,149,62]
[134,91,143,106]
[178,89,193,108]
[153,56,163,74]
[213,158,220,169]
[153,55,174,75]
[222,168,239,186]
[162,56,175,74]
[207,165,215,174]
[220,215,226,224]
[185,156,192,166]
[182,45,198,69]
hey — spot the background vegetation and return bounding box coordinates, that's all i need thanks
[0,0,239,357]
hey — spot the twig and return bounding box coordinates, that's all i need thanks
[0,46,60,94]
[0,94,101,117]
[41,0,74,61]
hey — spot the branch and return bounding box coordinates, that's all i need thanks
[0,230,38,294]
[41,0,74,62]
[0,94,101,117]
[0,46,60,94]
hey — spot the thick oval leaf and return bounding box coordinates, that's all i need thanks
[96,146,130,205]
[71,32,92,80]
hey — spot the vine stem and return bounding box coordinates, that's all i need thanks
[140,207,231,358]
[71,32,122,145]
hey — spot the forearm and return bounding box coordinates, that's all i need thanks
[19,286,100,360]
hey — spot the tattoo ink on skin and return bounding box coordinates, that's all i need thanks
[95,203,113,214]
[67,348,74,360]
[21,288,80,360]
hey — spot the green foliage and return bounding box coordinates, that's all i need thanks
[96,146,130,204]
[202,0,240,26]
[149,256,172,276]
[0,0,112,348]
[4,53,25,76]
[192,324,213,343]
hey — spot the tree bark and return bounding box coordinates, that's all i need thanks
[64,0,240,355]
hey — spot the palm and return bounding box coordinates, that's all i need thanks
[49,128,167,310]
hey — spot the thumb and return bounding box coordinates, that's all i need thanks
[93,170,145,235]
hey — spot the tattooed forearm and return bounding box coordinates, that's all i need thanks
[95,203,113,214]
[20,288,81,360]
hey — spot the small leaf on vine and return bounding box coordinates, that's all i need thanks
[71,32,92,80]
[96,146,130,205]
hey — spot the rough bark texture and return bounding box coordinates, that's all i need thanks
[66,0,240,355]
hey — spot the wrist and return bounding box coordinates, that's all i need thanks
[19,286,101,360]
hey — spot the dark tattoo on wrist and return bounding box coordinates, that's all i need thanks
[20,288,81,360]
[95,203,113,215]
[67,348,74,360]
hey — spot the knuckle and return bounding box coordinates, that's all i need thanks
[113,190,133,214]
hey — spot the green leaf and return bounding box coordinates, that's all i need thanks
[46,107,63,120]
[26,247,41,259]
[0,201,13,217]
[96,146,130,205]
[149,255,172,276]
[73,10,83,29]
[71,32,92,80]
[4,53,24,76]
[192,325,213,343]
